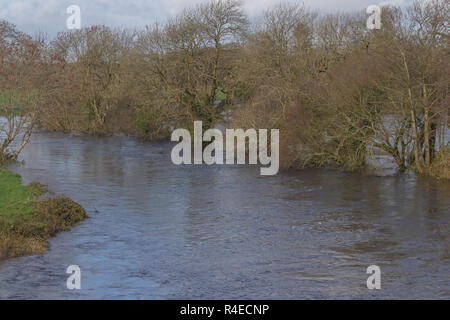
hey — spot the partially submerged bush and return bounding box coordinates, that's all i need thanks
[0,196,87,262]
[34,196,87,232]
[28,182,48,196]
[435,223,450,258]
[429,148,450,180]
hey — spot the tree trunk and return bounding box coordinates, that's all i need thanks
[424,107,430,167]
[409,89,423,172]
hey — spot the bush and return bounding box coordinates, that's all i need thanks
[429,147,450,180]
[0,196,87,263]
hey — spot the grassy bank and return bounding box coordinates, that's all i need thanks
[0,168,87,263]
[429,148,450,180]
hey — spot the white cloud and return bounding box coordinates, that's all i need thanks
[0,0,414,35]
[379,0,408,7]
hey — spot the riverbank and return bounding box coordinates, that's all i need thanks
[0,168,87,263]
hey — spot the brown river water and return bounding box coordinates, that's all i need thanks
[0,131,449,299]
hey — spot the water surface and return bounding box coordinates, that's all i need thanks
[0,132,449,299]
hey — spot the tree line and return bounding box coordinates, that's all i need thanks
[0,0,448,176]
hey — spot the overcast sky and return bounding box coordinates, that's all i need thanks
[0,0,412,36]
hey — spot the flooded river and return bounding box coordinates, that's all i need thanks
[0,132,449,299]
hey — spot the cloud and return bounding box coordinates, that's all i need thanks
[0,0,414,36]
[379,0,409,7]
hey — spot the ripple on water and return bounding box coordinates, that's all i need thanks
[0,132,449,299]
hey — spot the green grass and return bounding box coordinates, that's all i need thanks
[215,88,227,101]
[0,89,40,116]
[0,168,37,218]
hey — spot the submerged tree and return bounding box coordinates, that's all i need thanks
[0,0,447,176]
[133,0,248,135]
[0,21,45,163]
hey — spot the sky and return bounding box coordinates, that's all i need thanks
[0,0,412,36]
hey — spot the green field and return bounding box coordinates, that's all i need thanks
[0,169,38,218]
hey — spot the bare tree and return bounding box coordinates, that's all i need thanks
[0,21,45,163]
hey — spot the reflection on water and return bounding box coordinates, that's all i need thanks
[0,132,449,299]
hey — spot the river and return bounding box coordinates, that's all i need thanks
[0,132,449,299]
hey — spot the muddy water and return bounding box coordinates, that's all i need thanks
[0,132,449,299]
